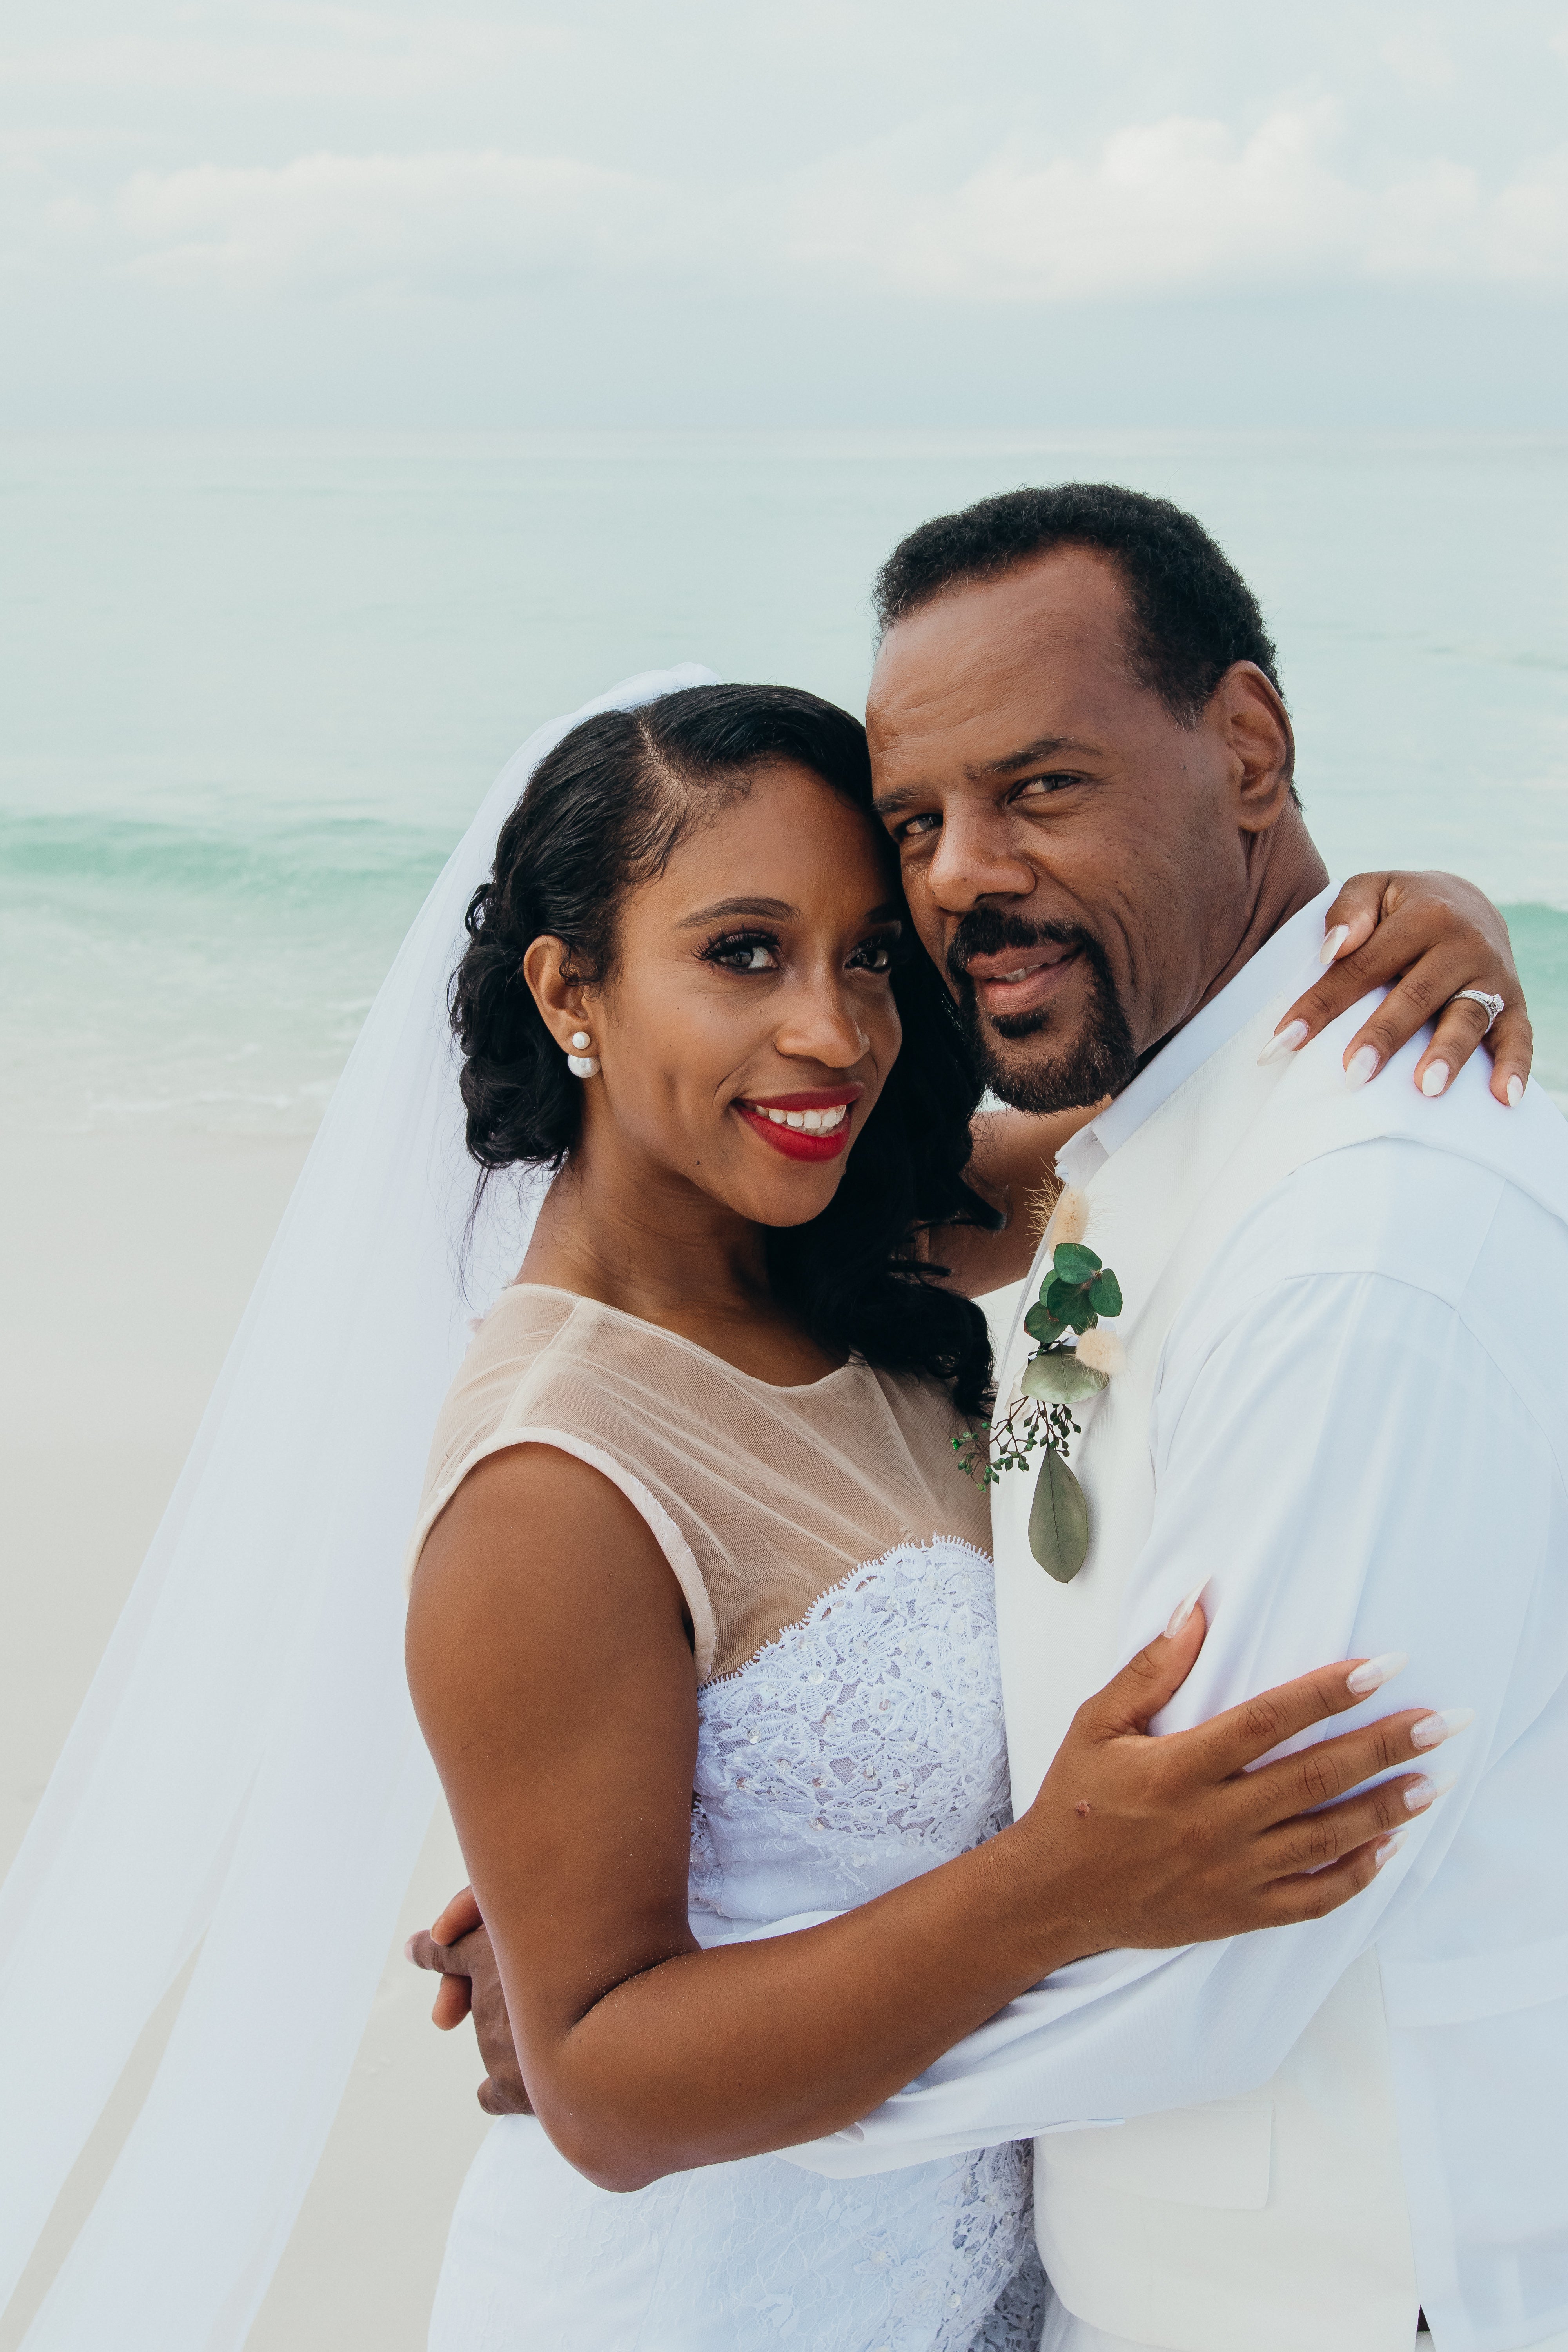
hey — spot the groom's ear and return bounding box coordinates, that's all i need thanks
[1208,660,1297,835]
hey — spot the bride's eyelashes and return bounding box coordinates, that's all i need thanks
[699,926,782,974]
[696,924,906,977]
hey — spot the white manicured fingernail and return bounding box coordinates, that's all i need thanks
[1411,1706,1475,1750]
[1507,1074,1524,1108]
[1321,924,1351,965]
[1165,1580,1207,1638]
[1258,1019,1309,1066]
[1403,1771,1457,1813]
[1345,1044,1379,1088]
[1346,1650,1408,1697]
[1374,1830,1408,1868]
[1421,1061,1450,1098]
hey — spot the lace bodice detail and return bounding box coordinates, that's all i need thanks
[689,1539,1012,1922]
[680,1537,1038,2352]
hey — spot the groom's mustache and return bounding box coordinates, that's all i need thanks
[945,910,1098,995]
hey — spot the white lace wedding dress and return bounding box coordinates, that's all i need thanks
[407,1286,1044,2352]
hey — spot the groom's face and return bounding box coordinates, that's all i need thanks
[867,547,1287,1114]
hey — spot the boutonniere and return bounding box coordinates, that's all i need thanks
[954,1189,1125,1584]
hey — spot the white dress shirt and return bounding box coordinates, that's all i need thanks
[789,894,1568,2352]
[1048,897,1331,1195]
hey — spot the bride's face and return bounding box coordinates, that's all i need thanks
[566,761,905,1230]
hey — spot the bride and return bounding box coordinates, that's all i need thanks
[403,679,1518,2350]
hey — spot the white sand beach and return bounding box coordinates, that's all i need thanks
[0,1134,486,2352]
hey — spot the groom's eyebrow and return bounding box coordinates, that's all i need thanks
[975,734,1098,775]
[872,735,1101,813]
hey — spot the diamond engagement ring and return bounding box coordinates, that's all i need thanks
[1448,987,1506,1033]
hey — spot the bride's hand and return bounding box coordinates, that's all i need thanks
[1266,870,1531,1105]
[1019,1602,1464,1951]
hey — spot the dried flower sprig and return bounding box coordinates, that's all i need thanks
[953,1393,1082,1488]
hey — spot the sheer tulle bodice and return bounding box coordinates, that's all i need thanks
[413,1288,1042,2352]
[407,1283,991,1681]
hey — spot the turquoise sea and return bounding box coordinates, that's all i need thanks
[3,429,1566,1132]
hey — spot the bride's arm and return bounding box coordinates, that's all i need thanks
[936,868,1534,1299]
[406,1445,1441,2194]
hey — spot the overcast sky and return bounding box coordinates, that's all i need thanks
[5,0,1568,428]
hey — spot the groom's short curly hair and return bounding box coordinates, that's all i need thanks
[873,482,1286,733]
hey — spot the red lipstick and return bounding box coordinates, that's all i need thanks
[735,1084,862,1163]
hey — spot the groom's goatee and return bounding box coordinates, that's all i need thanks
[946,908,1139,1114]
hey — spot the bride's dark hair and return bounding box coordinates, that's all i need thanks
[450,683,998,1415]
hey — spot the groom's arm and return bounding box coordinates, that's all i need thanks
[934,1105,1097,1294]
[785,1142,1568,2174]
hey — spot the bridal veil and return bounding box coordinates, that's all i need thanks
[0,665,715,2348]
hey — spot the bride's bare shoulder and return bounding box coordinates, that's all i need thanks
[407,1442,681,1675]
[417,1439,657,1574]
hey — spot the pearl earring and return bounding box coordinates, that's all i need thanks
[566,1029,600,1079]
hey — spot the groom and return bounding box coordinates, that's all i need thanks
[790,486,1568,2352]
[421,489,1568,2352]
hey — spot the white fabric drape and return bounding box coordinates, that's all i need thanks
[0,665,715,2350]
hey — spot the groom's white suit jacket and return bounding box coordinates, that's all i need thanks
[792,891,1568,2352]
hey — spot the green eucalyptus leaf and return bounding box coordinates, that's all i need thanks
[1023,1303,1068,1345]
[1044,1276,1075,1319]
[1029,1448,1091,1582]
[1052,1242,1102,1283]
[1021,1351,1110,1405]
[1089,1269,1123,1317]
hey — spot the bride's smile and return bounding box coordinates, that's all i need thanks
[735,1090,857,1154]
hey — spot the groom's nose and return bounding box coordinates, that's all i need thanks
[920,791,1039,921]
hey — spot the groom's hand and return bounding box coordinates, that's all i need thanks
[406,1886,533,2116]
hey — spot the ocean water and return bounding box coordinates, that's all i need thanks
[2,428,1565,1132]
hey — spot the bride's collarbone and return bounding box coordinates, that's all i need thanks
[525,1272,848,1388]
